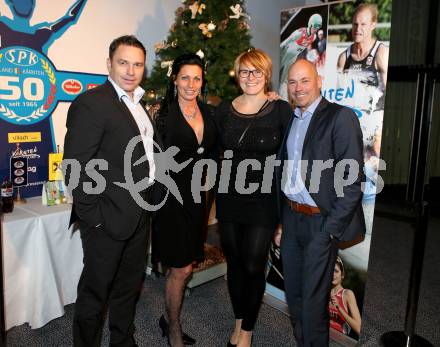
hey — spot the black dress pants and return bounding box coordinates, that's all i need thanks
[280,204,338,347]
[73,213,149,347]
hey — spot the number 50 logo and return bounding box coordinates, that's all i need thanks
[0,47,57,125]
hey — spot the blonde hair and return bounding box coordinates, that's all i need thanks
[354,3,378,23]
[234,48,272,92]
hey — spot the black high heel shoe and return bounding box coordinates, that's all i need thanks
[159,315,196,345]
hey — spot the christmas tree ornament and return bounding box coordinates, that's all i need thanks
[161,61,174,77]
[196,49,205,59]
[154,41,166,53]
[198,23,213,38]
[207,21,216,31]
[143,0,252,103]
[147,90,156,99]
[189,2,206,19]
[228,69,235,77]
[229,4,250,20]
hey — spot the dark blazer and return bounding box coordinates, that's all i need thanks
[276,97,365,242]
[64,80,162,240]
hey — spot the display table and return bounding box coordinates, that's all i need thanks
[1,198,83,330]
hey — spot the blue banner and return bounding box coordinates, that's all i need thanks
[0,0,106,196]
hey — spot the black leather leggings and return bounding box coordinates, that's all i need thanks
[220,222,274,331]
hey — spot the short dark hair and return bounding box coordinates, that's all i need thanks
[109,35,146,60]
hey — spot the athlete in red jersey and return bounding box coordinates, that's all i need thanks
[329,287,350,334]
[329,257,362,336]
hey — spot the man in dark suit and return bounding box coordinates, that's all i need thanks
[63,35,159,347]
[275,59,365,346]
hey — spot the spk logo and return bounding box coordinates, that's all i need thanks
[0,46,57,125]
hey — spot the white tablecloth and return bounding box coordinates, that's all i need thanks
[1,197,83,330]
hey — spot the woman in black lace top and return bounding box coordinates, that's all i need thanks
[215,49,292,347]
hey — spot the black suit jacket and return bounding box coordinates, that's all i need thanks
[276,98,365,242]
[64,80,162,240]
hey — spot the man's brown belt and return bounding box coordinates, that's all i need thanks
[287,200,320,215]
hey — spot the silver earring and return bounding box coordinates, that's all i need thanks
[174,87,177,98]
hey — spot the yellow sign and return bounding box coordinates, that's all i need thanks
[48,153,64,181]
[8,132,42,143]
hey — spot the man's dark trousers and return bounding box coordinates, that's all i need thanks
[73,213,149,347]
[281,203,338,347]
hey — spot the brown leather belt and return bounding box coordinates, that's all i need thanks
[286,200,320,215]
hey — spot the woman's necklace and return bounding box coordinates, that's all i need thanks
[331,286,342,296]
[179,101,197,120]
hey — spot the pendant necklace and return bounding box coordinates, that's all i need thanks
[179,101,197,120]
[179,101,204,154]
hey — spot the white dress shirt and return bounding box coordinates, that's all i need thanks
[108,77,155,182]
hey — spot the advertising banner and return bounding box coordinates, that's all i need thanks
[267,0,392,340]
[0,0,107,196]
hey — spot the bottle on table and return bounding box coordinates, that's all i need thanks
[1,177,14,213]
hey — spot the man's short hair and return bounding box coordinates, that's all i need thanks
[354,3,378,23]
[109,35,146,60]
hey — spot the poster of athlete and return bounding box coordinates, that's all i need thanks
[323,0,391,292]
[278,4,328,100]
[267,0,391,341]
[0,0,106,196]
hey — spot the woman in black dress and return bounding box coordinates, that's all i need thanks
[153,53,217,347]
[215,49,292,347]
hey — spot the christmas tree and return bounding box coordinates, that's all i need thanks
[144,0,252,103]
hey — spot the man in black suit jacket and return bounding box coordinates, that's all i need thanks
[275,59,365,346]
[64,35,159,347]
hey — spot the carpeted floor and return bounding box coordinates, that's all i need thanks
[6,275,299,347]
[5,217,440,346]
[359,215,440,346]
